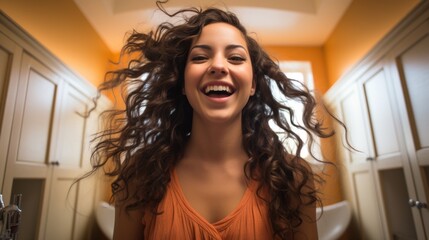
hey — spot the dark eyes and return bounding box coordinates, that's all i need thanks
[229,55,246,63]
[189,55,246,63]
[190,55,208,62]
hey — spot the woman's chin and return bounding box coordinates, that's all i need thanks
[195,111,242,125]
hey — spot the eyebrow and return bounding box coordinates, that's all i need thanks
[190,44,247,52]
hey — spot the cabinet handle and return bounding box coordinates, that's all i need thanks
[409,199,428,209]
[366,157,374,161]
[50,161,60,166]
[409,199,416,207]
[415,201,428,209]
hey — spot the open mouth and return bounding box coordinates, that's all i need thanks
[204,85,235,98]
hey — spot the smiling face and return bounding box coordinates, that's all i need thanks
[184,22,255,125]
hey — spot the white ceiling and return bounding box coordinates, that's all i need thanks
[74,0,353,53]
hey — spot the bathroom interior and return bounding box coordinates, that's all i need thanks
[0,0,428,239]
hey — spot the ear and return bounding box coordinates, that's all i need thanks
[250,88,255,96]
[250,81,256,96]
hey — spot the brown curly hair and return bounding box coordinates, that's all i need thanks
[91,2,338,239]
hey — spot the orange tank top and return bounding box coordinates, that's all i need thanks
[142,170,274,239]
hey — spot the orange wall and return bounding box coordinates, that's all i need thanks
[0,0,113,87]
[263,46,329,94]
[324,0,420,86]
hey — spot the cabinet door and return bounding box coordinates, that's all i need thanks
[73,95,111,239]
[44,83,91,240]
[0,32,22,193]
[56,83,89,168]
[72,175,96,240]
[362,69,402,168]
[337,84,385,240]
[5,53,63,169]
[392,28,429,238]
[362,65,418,239]
[340,86,372,165]
[2,52,63,238]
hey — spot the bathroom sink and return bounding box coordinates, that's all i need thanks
[96,201,115,240]
[316,201,352,240]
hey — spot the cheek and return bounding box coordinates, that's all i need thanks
[184,65,200,85]
[243,61,253,78]
[183,66,199,100]
[242,67,254,88]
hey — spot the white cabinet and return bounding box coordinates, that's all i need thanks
[0,12,109,240]
[43,83,93,240]
[0,30,21,194]
[325,6,429,240]
[3,52,63,239]
[332,63,419,239]
[388,22,429,237]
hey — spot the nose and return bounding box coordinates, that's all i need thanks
[208,56,228,76]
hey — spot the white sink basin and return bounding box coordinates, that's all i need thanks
[316,201,352,240]
[95,201,115,240]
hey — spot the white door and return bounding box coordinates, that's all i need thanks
[3,52,63,238]
[44,83,90,240]
[0,31,22,192]
[362,64,418,239]
[390,26,429,239]
[336,84,386,240]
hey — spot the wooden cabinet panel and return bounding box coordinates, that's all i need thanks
[353,171,385,240]
[44,177,78,240]
[17,56,59,164]
[363,70,400,158]
[73,175,97,240]
[0,31,22,192]
[44,83,95,240]
[398,33,429,171]
[340,87,370,165]
[57,84,88,168]
[0,45,9,114]
[399,34,429,151]
[2,53,61,228]
[336,63,423,239]
[394,30,429,237]
[336,83,388,239]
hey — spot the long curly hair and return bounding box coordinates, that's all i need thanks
[91,2,337,239]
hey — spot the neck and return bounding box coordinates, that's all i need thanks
[185,115,248,163]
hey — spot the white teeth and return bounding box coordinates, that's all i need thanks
[204,85,232,94]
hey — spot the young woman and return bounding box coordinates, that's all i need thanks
[92,2,339,239]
